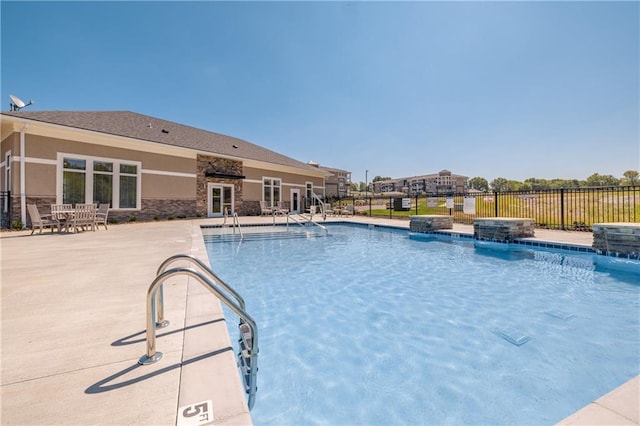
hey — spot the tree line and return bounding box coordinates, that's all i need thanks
[470,170,639,192]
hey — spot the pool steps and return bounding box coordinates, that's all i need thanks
[204,224,327,243]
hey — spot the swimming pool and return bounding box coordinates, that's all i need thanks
[204,224,639,425]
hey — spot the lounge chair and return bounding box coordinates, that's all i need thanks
[260,201,273,216]
[95,203,110,230]
[27,204,59,234]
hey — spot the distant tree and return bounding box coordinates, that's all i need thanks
[490,177,509,192]
[543,179,572,189]
[468,177,489,191]
[506,180,524,191]
[524,178,550,190]
[585,173,620,187]
[519,183,532,191]
[350,182,359,192]
[358,182,367,192]
[622,170,639,185]
[372,176,391,182]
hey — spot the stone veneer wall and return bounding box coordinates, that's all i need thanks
[127,199,197,222]
[473,218,535,242]
[196,155,245,216]
[592,223,640,258]
[409,215,453,232]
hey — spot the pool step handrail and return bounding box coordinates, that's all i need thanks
[311,192,326,219]
[222,208,243,239]
[232,212,243,239]
[309,218,328,234]
[153,254,246,328]
[287,213,308,229]
[286,213,328,235]
[138,264,259,410]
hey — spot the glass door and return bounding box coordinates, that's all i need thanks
[208,183,233,217]
[290,189,300,214]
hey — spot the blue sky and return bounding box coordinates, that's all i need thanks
[2,1,638,184]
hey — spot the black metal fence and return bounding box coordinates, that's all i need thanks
[327,185,639,231]
[1,191,12,229]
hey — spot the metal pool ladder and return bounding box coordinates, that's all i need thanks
[138,254,259,410]
[223,209,244,240]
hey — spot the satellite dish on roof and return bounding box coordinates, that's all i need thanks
[9,94,34,111]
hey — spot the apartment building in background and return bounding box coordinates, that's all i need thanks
[307,162,352,198]
[372,169,468,195]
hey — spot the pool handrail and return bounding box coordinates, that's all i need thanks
[223,209,243,239]
[286,213,328,234]
[311,192,327,219]
[232,212,243,239]
[138,266,259,410]
[154,254,246,327]
[286,213,308,229]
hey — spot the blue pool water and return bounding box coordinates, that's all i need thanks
[204,224,640,425]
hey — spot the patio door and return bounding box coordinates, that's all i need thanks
[208,183,233,217]
[290,188,300,214]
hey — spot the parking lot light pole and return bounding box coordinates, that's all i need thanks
[365,169,368,199]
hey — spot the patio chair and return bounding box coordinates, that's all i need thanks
[71,203,97,232]
[95,203,110,230]
[27,204,59,235]
[342,204,354,216]
[51,204,73,220]
[51,204,75,233]
[275,201,289,215]
[324,203,335,216]
[260,201,273,216]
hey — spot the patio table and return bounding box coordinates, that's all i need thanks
[52,209,75,233]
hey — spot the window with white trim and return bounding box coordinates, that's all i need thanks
[61,155,140,209]
[119,164,138,208]
[263,177,281,208]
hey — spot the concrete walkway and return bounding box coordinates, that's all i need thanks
[1,216,636,425]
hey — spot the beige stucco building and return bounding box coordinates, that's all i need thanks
[306,162,351,198]
[0,111,331,227]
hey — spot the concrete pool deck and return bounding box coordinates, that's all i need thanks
[1,215,637,425]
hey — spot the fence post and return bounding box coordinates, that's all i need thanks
[494,191,499,217]
[560,188,565,230]
[415,195,419,215]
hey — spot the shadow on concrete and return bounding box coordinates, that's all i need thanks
[111,318,226,346]
[85,347,232,394]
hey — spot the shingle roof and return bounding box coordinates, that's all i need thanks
[1,110,322,173]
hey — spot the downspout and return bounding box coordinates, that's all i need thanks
[20,124,27,227]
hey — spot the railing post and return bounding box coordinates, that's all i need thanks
[494,191,499,217]
[560,188,565,230]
